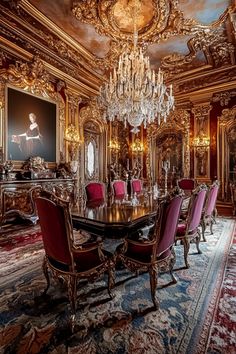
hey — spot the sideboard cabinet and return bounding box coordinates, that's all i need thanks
[0,178,77,225]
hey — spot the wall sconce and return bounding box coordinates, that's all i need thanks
[64,123,80,160]
[108,139,120,151]
[192,131,210,154]
[131,138,144,154]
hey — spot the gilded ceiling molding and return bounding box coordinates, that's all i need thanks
[72,0,227,45]
[176,67,236,94]
[212,90,236,106]
[163,26,234,78]
[0,1,103,90]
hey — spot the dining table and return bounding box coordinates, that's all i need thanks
[71,195,158,239]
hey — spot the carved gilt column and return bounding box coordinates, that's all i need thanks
[217,107,236,200]
[65,90,82,162]
[192,104,212,182]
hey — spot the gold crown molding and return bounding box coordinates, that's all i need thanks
[0,2,104,85]
[20,0,94,62]
[0,35,32,61]
[0,41,97,99]
[175,66,236,95]
[176,79,236,107]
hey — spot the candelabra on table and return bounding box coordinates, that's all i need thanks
[162,160,170,196]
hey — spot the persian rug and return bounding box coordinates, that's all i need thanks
[0,217,235,354]
[195,219,236,354]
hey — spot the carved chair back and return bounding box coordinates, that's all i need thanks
[177,178,196,195]
[85,181,106,201]
[131,179,142,195]
[35,191,114,331]
[111,180,127,197]
[204,180,219,218]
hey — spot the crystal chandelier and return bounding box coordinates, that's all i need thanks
[99,0,174,133]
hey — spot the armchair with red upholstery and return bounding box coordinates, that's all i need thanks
[201,180,220,241]
[85,181,106,202]
[35,192,115,332]
[115,192,183,309]
[175,184,207,268]
[111,179,127,198]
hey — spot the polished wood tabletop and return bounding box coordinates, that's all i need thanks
[71,196,157,237]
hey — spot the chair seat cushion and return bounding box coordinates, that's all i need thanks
[176,223,186,236]
[117,242,153,263]
[74,249,112,272]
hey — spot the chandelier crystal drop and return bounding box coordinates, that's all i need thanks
[99,2,174,133]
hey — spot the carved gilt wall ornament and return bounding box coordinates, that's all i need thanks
[217,106,236,200]
[213,91,236,106]
[147,109,190,179]
[218,106,236,127]
[177,67,236,94]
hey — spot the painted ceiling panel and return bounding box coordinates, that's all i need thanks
[179,0,230,24]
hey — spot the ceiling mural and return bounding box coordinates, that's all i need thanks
[0,0,235,99]
[29,0,234,77]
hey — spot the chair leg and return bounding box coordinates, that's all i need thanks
[182,238,190,269]
[67,275,77,333]
[149,266,159,309]
[169,248,177,284]
[107,262,115,299]
[201,220,207,242]
[195,231,202,254]
[42,256,50,295]
[210,218,214,234]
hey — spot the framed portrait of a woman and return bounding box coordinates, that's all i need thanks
[6,87,57,163]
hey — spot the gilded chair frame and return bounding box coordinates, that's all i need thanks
[36,191,115,332]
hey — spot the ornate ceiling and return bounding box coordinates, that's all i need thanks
[0,0,235,103]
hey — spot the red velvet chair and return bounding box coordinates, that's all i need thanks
[115,193,183,309]
[111,180,127,198]
[85,181,105,202]
[175,184,207,268]
[35,192,115,332]
[131,179,142,195]
[177,178,196,196]
[201,180,220,241]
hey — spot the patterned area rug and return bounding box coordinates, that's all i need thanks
[0,218,235,354]
[195,220,236,354]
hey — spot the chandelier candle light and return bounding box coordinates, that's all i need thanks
[99,0,174,133]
